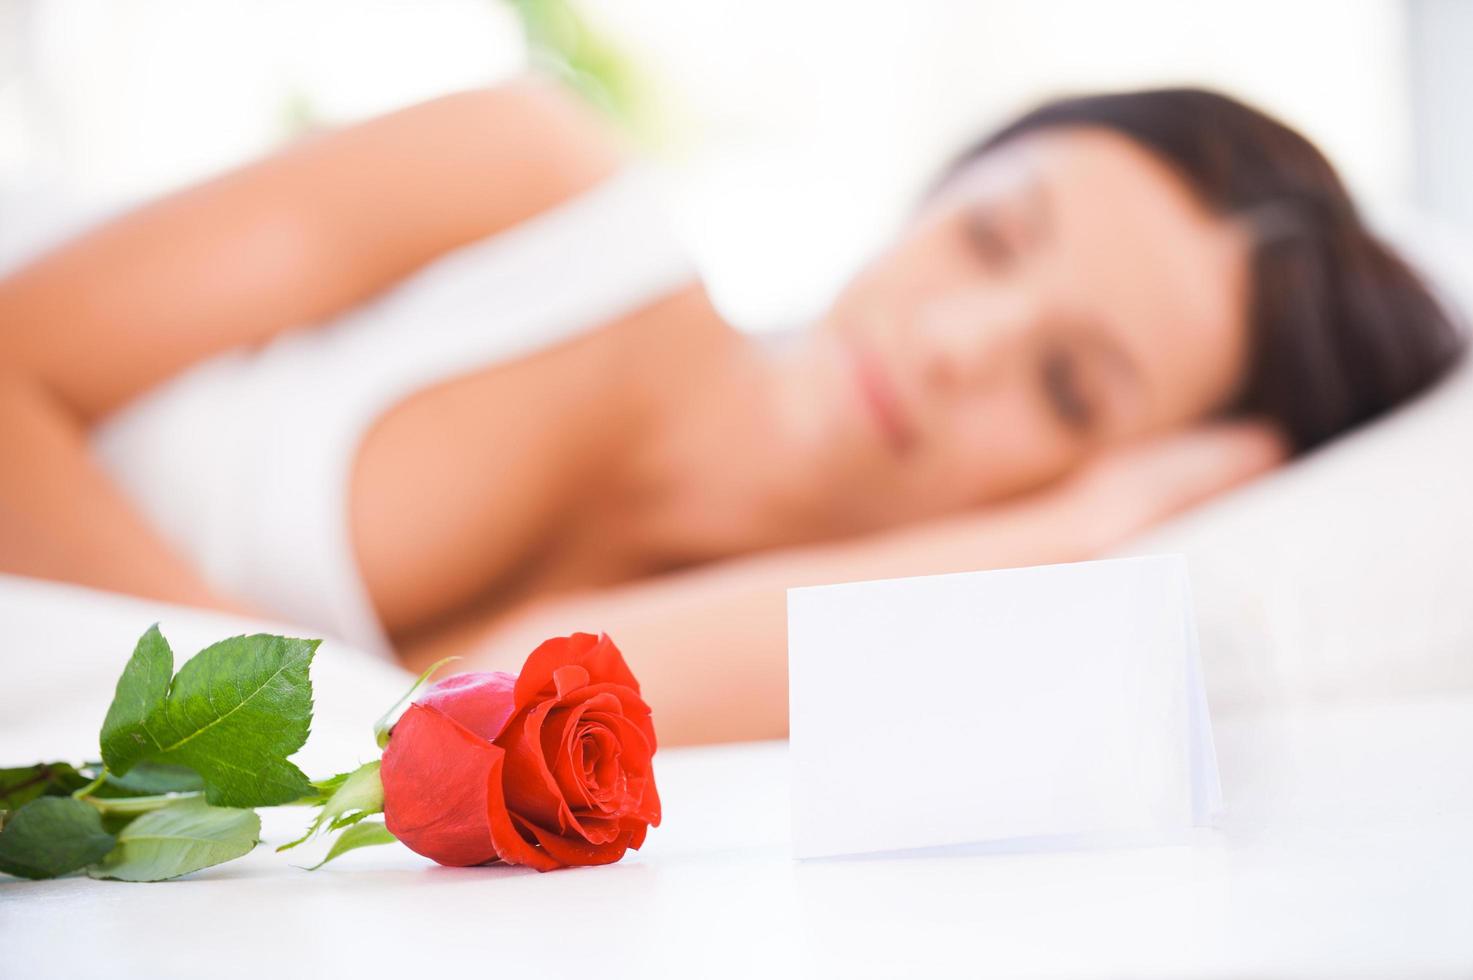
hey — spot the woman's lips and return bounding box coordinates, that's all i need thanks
[845,338,915,456]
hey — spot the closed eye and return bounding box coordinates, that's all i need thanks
[1040,347,1093,431]
[963,210,1016,269]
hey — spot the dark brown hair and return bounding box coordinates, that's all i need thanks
[931,88,1466,453]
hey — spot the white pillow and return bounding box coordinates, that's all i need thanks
[1113,209,1473,712]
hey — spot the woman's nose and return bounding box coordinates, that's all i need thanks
[915,288,1034,394]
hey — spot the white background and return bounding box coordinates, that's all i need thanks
[0,0,1424,331]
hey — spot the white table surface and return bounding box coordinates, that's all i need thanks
[2,577,1472,979]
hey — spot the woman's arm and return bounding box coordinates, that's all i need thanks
[403,422,1285,746]
[0,372,247,611]
[0,76,624,422]
[0,76,624,602]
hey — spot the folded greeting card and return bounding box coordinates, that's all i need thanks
[786,554,1221,859]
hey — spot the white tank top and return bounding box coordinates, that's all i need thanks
[91,165,699,660]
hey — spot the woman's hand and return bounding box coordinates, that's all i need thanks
[1054,420,1288,553]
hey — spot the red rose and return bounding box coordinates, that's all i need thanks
[380,632,661,871]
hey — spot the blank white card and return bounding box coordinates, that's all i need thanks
[786,554,1221,859]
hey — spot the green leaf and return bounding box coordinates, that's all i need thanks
[93,629,320,808]
[89,791,203,819]
[327,810,371,833]
[373,655,459,749]
[0,763,90,810]
[93,762,204,799]
[294,769,352,808]
[288,766,378,808]
[278,760,382,852]
[99,624,174,774]
[0,797,115,880]
[304,820,397,871]
[90,798,260,882]
[145,634,320,807]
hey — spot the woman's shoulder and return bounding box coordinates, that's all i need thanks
[430,75,634,219]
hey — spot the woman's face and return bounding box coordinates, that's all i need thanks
[787,125,1254,528]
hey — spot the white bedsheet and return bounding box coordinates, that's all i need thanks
[0,575,408,768]
[5,647,1471,979]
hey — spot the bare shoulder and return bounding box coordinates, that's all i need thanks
[415,75,632,214]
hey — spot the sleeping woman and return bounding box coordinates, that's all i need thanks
[0,76,1461,744]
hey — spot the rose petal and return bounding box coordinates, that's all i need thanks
[381,703,566,871]
[499,699,570,831]
[550,713,597,810]
[527,680,657,756]
[514,633,645,712]
[540,694,622,779]
[586,713,661,826]
[579,632,646,697]
[557,708,656,823]
[596,682,656,756]
[501,688,651,846]
[552,719,618,809]
[581,730,621,806]
[545,696,621,802]
[480,750,562,872]
[585,710,654,775]
[577,724,622,803]
[416,671,519,741]
[551,663,589,699]
[546,694,621,754]
[381,703,499,866]
[510,811,635,867]
[564,806,622,845]
[513,634,600,709]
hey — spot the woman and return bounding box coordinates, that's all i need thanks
[0,77,1461,744]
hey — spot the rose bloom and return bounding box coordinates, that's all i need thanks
[380,632,661,871]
